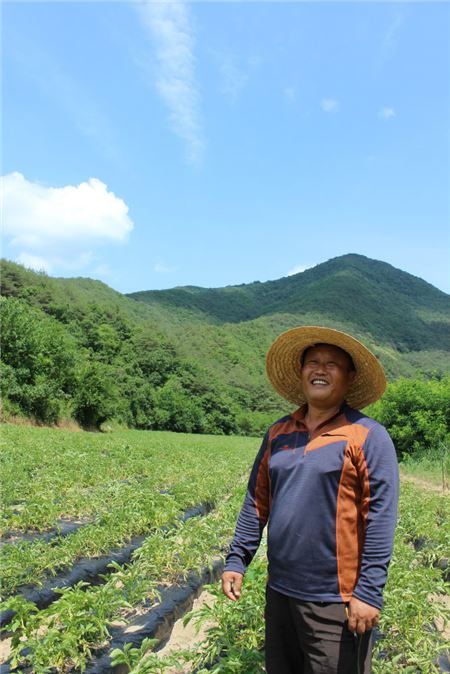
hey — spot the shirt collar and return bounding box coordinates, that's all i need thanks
[292,401,348,432]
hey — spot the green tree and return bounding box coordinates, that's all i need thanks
[72,361,119,429]
[0,297,76,423]
[367,374,450,457]
[152,376,204,433]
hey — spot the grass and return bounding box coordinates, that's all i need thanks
[399,442,450,491]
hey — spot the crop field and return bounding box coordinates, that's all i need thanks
[111,485,450,674]
[0,425,258,671]
[1,425,449,673]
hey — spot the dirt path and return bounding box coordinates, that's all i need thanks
[400,472,449,495]
[154,589,217,673]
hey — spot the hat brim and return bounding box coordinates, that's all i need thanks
[265,326,386,410]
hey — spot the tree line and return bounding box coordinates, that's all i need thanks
[1,259,448,454]
[0,295,276,435]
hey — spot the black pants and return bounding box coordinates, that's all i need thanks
[265,585,372,674]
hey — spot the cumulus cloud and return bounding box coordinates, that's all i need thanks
[321,98,339,113]
[379,107,396,120]
[3,172,133,273]
[287,264,313,277]
[136,1,203,164]
[3,172,133,248]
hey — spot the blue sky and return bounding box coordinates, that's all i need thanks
[3,1,449,294]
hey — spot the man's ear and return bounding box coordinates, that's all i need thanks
[348,370,357,385]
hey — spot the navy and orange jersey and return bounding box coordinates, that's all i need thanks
[224,403,399,610]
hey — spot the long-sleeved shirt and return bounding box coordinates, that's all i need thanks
[224,403,399,609]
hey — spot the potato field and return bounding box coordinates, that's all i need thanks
[0,425,449,673]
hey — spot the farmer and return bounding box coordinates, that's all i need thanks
[222,326,399,674]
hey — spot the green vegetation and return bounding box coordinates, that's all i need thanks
[0,288,247,434]
[1,426,449,672]
[399,445,450,488]
[0,426,258,594]
[128,254,450,351]
[4,489,248,672]
[1,255,449,434]
[110,483,450,674]
[367,374,450,487]
[1,253,449,672]
[368,375,450,457]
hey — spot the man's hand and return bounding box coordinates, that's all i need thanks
[221,571,243,601]
[347,596,380,634]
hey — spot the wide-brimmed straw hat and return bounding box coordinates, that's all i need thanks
[266,326,386,409]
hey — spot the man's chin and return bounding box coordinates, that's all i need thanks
[305,386,332,399]
[305,390,339,406]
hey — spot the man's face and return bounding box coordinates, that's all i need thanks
[300,344,356,409]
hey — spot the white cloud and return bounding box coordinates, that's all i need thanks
[287,264,314,277]
[154,262,175,273]
[16,253,52,274]
[379,107,396,120]
[136,1,203,164]
[3,172,133,273]
[321,98,339,113]
[3,172,133,249]
[55,252,96,271]
[379,12,404,66]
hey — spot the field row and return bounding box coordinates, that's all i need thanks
[2,483,248,672]
[0,425,258,532]
[110,482,450,674]
[1,426,258,595]
[2,426,449,673]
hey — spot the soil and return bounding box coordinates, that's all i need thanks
[429,593,450,641]
[0,637,12,664]
[154,589,217,673]
[0,416,82,431]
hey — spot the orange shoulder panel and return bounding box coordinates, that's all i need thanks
[334,424,370,601]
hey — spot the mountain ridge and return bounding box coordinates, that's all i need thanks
[127,253,450,353]
[1,253,449,433]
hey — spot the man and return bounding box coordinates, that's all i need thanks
[222,326,399,674]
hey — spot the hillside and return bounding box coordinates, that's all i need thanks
[127,254,450,383]
[1,255,449,434]
[128,254,450,352]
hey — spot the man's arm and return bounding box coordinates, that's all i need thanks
[352,423,399,612]
[222,432,271,599]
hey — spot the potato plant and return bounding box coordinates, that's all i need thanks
[112,483,449,674]
[2,484,249,671]
[1,426,258,594]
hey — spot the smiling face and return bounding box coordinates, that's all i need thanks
[300,343,356,410]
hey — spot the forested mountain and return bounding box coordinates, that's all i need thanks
[1,255,449,434]
[129,254,449,351]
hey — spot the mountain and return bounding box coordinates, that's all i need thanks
[128,253,450,364]
[1,254,449,433]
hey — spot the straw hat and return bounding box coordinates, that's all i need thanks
[266,326,386,409]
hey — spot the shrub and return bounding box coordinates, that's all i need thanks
[367,374,450,457]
